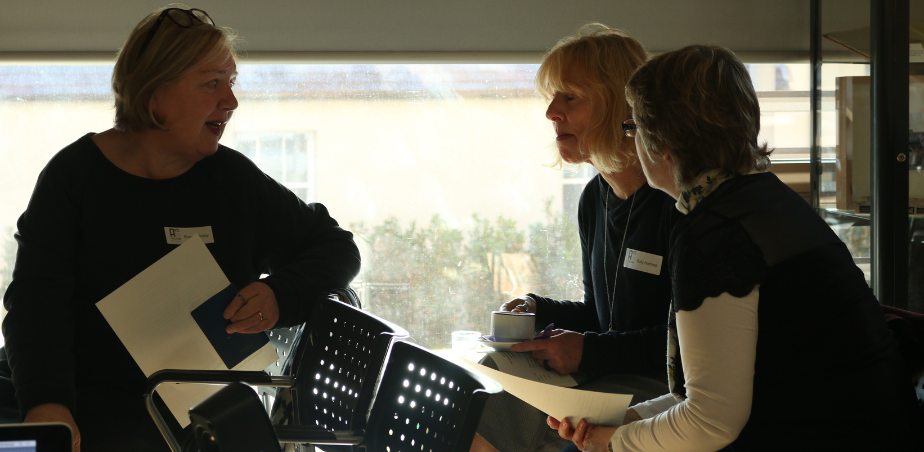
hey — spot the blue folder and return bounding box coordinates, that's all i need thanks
[191,284,271,369]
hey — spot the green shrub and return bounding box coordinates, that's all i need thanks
[351,200,581,349]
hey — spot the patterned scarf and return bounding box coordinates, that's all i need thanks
[675,169,733,215]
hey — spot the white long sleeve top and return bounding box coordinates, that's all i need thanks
[610,287,759,451]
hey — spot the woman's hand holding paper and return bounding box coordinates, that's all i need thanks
[548,416,618,452]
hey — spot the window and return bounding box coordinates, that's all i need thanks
[747,63,812,161]
[0,61,813,349]
[562,164,599,220]
[0,63,576,350]
[236,132,317,202]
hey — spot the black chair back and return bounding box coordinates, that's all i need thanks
[189,341,503,452]
[271,294,408,451]
[146,290,407,452]
[299,295,408,427]
[362,341,503,452]
[256,324,303,410]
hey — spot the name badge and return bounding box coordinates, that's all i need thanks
[164,226,215,245]
[624,248,662,275]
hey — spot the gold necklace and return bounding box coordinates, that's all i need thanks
[602,185,638,331]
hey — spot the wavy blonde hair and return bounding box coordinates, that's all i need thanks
[112,4,240,132]
[536,24,649,173]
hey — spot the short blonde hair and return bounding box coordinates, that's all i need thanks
[625,45,771,190]
[536,24,649,173]
[112,4,239,132]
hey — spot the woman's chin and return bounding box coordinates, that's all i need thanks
[558,151,586,166]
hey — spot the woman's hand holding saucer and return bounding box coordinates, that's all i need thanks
[224,281,279,333]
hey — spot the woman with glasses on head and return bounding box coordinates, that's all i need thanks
[0,5,360,451]
[552,45,920,452]
[471,24,680,452]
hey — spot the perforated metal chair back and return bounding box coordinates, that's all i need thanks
[267,290,359,418]
[145,289,401,452]
[362,341,503,452]
[267,326,302,375]
[273,288,359,380]
[272,293,408,451]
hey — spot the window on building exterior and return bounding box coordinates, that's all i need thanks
[0,62,811,349]
[236,132,317,202]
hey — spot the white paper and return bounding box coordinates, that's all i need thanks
[447,354,632,427]
[96,235,278,426]
[487,352,578,387]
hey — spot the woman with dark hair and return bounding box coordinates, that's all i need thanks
[552,44,920,452]
[1,5,359,451]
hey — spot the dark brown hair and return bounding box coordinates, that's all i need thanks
[625,45,771,189]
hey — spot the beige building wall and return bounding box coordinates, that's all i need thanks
[0,95,566,284]
[226,96,561,232]
[0,100,115,238]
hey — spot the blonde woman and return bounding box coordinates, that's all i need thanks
[0,5,359,451]
[472,25,679,452]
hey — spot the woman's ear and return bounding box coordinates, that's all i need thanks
[147,92,158,114]
[147,90,164,125]
[660,147,673,163]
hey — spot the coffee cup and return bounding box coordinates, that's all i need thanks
[490,311,535,341]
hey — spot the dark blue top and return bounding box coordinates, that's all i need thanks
[532,174,680,378]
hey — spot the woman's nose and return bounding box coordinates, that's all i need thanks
[223,85,239,111]
[546,103,563,122]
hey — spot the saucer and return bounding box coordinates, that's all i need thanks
[477,335,525,352]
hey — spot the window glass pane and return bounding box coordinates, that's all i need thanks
[747,63,811,161]
[819,63,873,208]
[237,135,257,161]
[285,133,309,183]
[289,187,308,202]
[259,135,284,181]
[226,63,580,349]
[0,61,814,349]
[561,165,598,219]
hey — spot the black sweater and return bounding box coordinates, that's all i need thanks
[532,175,679,379]
[669,172,919,451]
[2,133,361,417]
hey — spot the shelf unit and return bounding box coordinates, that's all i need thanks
[810,0,919,311]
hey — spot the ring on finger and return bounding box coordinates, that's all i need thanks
[258,311,264,321]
